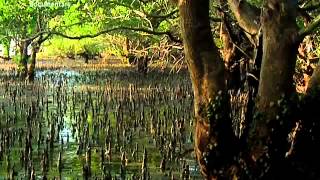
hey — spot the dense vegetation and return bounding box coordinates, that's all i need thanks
[1,0,320,179]
[0,0,183,76]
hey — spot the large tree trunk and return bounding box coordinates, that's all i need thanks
[26,34,47,81]
[179,0,238,178]
[249,0,299,166]
[178,0,320,179]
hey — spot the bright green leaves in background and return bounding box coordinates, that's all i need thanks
[0,0,179,61]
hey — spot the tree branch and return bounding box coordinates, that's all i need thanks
[300,2,320,11]
[107,1,178,20]
[147,9,179,19]
[299,0,312,6]
[21,22,84,42]
[51,26,182,43]
[299,15,320,41]
[21,25,182,43]
[227,0,261,35]
[221,15,252,60]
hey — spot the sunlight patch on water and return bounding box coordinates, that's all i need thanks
[36,69,81,86]
[36,69,81,78]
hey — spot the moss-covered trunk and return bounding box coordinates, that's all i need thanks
[177,0,320,179]
[249,0,299,166]
[179,0,238,178]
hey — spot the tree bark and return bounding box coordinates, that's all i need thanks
[27,34,49,81]
[178,0,320,178]
[248,0,299,177]
[27,46,38,81]
[179,0,238,178]
[227,0,261,47]
[19,40,30,78]
[227,0,260,36]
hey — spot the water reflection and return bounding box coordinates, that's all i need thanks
[0,67,200,179]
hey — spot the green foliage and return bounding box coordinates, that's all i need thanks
[214,38,223,49]
[1,0,180,65]
[297,17,306,30]
[82,42,105,57]
[103,37,127,57]
[12,54,31,64]
[41,35,126,59]
[247,0,263,6]
[0,0,73,69]
[12,55,22,64]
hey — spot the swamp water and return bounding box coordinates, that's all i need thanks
[0,66,201,179]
